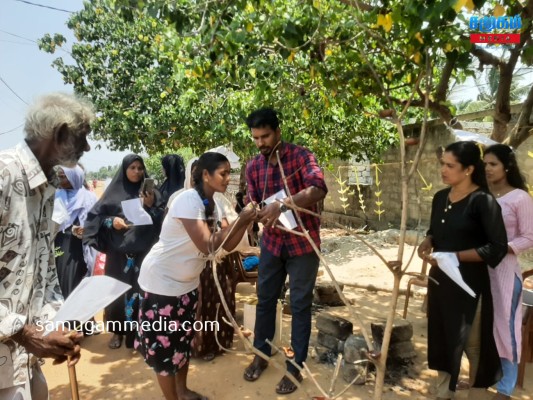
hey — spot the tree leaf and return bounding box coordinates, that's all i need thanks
[453,0,467,13]
[494,5,505,17]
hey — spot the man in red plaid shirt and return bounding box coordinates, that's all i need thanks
[242,108,327,395]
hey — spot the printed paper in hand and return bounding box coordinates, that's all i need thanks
[45,276,131,335]
[121,198,153,226]
[52,198,69,225]
[264,189,297,230]
[431,252,476,297]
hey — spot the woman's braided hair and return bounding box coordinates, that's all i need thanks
[192,152,230,226]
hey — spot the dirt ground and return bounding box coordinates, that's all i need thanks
[43,229,533,399]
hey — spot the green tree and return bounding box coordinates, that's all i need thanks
[102,0,532,148]
[39,0,401,163]
[41,0,533,155]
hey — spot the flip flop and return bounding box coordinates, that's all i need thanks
[282,346,295,359]
[275,372,303,395]
[202,353,215,361]
[243,357,268,382]
[239,326,253,338]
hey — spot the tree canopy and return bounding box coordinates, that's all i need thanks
[40,0,533,161]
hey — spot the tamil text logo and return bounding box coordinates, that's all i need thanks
[469,15,521,44]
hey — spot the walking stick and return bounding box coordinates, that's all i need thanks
[67,357,80,400]
[64,330,80,400]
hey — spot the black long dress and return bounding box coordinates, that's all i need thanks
[83,154,164,348]
[159,154,185,206]
[55,217,87,298]
[427,188,507,391]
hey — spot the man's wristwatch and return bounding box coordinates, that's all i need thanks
[279,202,288,213]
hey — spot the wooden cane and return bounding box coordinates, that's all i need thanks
[64,331,80,400]
[68,356,80,400]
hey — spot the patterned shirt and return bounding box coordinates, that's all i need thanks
[0,142,63,389]
[246,142,327,257]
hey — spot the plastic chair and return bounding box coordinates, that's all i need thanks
[517,268,533,388]
[231,252,258,292]
[402,260,428,319]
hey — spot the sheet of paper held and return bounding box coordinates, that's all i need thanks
[121,198,153,226]
[264,189,297,230]
[43,275,131,336]
[431,252,476,298]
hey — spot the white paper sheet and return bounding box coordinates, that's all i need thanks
[431,252,476,297]
[121,198,153,226]
[44,276,131,335]
[52,198,69,225]
[264,189,298,230]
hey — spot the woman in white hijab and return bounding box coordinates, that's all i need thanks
[54,165,98,298]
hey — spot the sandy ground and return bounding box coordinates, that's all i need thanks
[43,229,533,399]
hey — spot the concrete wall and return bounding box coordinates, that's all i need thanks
[323,122,533,232]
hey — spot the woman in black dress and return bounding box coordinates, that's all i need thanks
[159,154,186,206]
[417,141,508,399]
[83,154,164,349]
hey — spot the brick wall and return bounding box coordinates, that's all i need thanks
[323,122,533,233]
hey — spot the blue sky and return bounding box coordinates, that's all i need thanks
[0,0,130,172]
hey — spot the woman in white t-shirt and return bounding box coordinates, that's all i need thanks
[136,152,256,400]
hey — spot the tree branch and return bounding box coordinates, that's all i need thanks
[507,83,533,148]
[471,46,504,68]
[338,0,374,12]
[393,97,462,129]
[491,0,533,142]
[434,57,455,102]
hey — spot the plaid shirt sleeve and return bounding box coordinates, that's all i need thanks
[297,147,328,194]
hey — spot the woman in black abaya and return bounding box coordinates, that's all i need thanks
[84,154,164,349]
[159,154,186,206]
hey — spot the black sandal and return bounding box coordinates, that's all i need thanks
[275,371,303,395]
[243,356,268,382]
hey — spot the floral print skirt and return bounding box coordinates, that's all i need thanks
[135,289,198,375]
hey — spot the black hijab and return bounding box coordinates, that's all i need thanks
[159,154,185,205]
[83,154,163,254]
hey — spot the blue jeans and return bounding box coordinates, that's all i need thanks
[253,245,319,374]
[496,274,522,396]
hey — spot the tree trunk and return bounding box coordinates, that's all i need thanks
[507,83,533,148]
[491,65,513,143]
[373,273,402,400]
[433,103,463,130]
